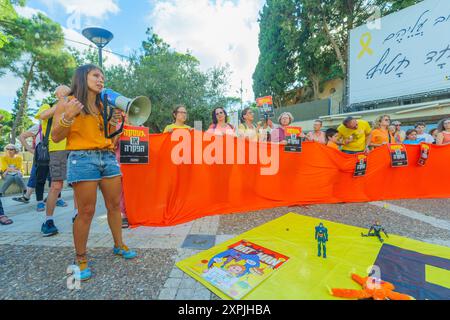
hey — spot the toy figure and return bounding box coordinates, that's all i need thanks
[330,273,415,300]
[315,222,328,258]
[361,221,389,243]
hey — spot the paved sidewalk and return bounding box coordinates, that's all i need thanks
[0,190,448,300]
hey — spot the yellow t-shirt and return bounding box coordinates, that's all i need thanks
[0,155,23,174]
[337,120,372,152]
[35,104,67,152]
[163,124,191,133]
[238,123,258,142]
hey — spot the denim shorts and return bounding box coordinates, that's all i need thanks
[67,150,122,184]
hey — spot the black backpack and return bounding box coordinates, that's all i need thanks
[34,117,53,166]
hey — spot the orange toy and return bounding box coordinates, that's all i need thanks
[331,274,415,300]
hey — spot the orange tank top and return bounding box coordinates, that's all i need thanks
[442,131,450,144]
[65,101,114,151]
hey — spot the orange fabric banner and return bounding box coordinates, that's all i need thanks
[121,131,450,227]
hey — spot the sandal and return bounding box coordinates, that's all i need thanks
[0,215,13,225]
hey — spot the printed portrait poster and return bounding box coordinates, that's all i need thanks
[418,143,430,166]
[120,125,149,164]
[186,240,289,300]
[284,126,303,153]
[256,96,275,118]
[388,144,408,167]
[353,154,368,177]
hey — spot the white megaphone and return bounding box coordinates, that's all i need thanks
[100,88,151,126]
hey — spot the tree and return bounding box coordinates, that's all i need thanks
[0,109,12,150]
[0,13,76,142]
[252,0,297,108]
[98,29,237,132]
[253,0,422,106]
[280,0,342,100]
[9,88,33,139]
[0,0,25,75]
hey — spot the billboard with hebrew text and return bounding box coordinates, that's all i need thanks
[349,0,450,106]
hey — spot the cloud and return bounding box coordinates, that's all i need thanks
[149,0,265,103]
[14,6,47,18]
[38,0,120,19]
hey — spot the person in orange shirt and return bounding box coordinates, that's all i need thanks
[325,128,340,151]
[370,115,394,148]
[51,64,137,281]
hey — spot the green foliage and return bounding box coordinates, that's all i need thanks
[0,0,26,74]
[254,0,423,105]
[0,12,76,142]
[0,109,13,150]
[9,88,33,136]
[252,0,296,108]
[103,29,238,132]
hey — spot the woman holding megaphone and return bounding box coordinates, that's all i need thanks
[52,64,137,281]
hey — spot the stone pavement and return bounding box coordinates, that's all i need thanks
[0,189,449,300]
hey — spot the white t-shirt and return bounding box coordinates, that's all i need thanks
[27,123,41,146]
[417,133,434,143]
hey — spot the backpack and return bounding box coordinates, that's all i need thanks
[34,117,53,166]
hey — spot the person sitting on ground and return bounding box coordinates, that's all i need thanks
[436,118,450,145]
[306,120,326,144]
[414,122,434,143]
[391,121,405,143]
[238,107,259,142]
[370,115,394,149]
[163,105,191,133]
[403,129,421,145]
[337,117,372,154]
[207,107,235,136]
[0,144,27,197]
[0,196,13,225]
[325,128,340,151]
[271,112,294,144]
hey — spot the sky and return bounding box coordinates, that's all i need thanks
[0,0,265,113]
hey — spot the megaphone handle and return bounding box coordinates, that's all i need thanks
[106,115,125,139]
[102,93,110,139]
[107,105,114,122]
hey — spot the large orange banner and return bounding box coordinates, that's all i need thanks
[121,131,450,227]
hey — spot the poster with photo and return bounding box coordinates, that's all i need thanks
[354,154,368,177]
[418,143,430,166]
[388,144,408,167]
[256,96,275,118]
[284,126,303,153]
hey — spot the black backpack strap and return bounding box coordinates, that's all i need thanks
[43,117,53,146]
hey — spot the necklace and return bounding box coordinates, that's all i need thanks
[87,103,104,132]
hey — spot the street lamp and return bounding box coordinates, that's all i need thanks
[82,27,114,68]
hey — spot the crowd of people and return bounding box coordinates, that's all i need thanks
[162,106,450,154]
[0,63,449,281]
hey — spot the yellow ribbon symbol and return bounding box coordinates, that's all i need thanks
[358,32,374,59]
